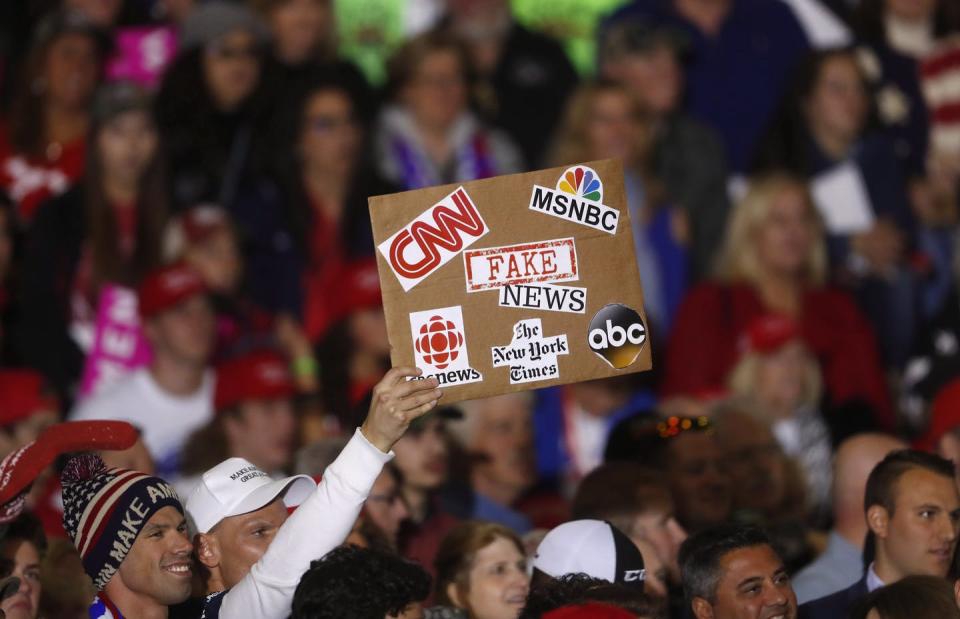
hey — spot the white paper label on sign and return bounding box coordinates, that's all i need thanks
[491,318,569,384]
[463,238,579,293]
[810,162,876,235]
[528,165,619,234]
[379,186,489,291]
[498,283,587,314]
[409,306,483,386]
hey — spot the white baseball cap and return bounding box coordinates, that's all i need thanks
[532,520,646,589]
[186,458,316,534]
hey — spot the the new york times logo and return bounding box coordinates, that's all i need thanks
[588,304,646,369]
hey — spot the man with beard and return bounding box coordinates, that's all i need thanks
[800,450,960,618]
[61,366,444,618]
[680,524,797,619]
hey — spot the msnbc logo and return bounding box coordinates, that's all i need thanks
[529,165,619,235]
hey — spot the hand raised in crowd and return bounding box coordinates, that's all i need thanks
[360,368,442,453]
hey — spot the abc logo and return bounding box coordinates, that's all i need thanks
[588,304,647,369]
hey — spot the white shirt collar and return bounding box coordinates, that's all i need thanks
[866,562,886,592]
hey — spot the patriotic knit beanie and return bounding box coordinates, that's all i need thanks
[60,454,183,590]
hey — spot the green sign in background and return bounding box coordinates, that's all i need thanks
[334,0,630,85]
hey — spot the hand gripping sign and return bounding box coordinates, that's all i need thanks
[369,159,651,404]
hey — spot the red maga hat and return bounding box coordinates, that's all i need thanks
[330,258,383,325]
[740,314,801,355]
[0,370,58,427]
[0,420,139,523]
[214,350,297,412]
[137,262,207,320]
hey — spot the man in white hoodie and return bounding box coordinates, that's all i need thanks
[64,366,442,619]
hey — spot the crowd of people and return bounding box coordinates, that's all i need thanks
[0,0,959,617]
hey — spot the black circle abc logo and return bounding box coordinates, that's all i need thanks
[588,304,647,369]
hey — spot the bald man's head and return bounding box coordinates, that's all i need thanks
[832,434,908,529]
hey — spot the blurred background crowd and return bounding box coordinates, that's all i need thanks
[0,0,959,617]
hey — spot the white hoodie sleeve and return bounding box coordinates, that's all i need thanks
[218,428,392,618]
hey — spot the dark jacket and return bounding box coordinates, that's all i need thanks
[16,187,86,400]
[653,114,730,280]
[798,577,869,619]
[482,22,579,168]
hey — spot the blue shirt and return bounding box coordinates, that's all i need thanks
[792,531,863,603]
[472,492,533,534]
[533,387,656,481]
[604,0,810,171]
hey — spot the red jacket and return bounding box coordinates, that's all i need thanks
[663,282,893,429]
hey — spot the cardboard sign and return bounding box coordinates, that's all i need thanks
[369,159,651,403]
[78,285,152,400]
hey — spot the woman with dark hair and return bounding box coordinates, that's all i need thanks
[374,30,523,190]
[157,2,310,320]
[279,73,396,343]
[154,1,271,211]
[851,575,960,619]
[0,10,105,222]
[18,82,167,400]
[754,47,931,368]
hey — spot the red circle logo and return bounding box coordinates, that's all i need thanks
[415,315,464,369]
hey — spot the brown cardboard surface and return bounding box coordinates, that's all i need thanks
[368,158,651,404]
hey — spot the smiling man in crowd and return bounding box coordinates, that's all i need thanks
[680,524,797,619]
[60,366,443,618]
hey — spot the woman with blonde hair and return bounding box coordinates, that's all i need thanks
[432,521,530,619]
[727,314,833,518]
[663,173,893,429]
[550,79,686,334]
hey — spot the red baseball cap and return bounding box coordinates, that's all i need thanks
[331,259,383,323]
[138,262,207,320]
[915,378,960,453]
[740,314,801,355]
[214,350,297,412]
[0,370,58,427]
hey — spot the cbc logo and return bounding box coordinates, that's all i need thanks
[588,304,647,369]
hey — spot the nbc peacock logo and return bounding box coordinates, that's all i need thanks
[557,166,603,202]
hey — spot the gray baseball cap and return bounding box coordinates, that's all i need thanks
[179,2,271,52]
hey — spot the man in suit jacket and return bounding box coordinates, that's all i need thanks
[800,449,960,618]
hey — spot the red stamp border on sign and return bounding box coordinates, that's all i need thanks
[463,237,579,293]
